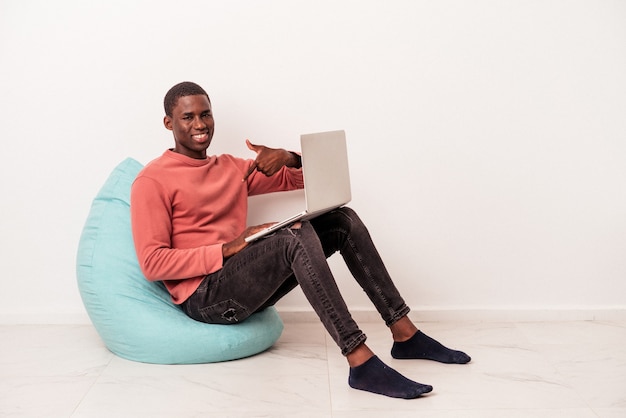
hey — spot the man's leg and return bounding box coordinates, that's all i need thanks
[311,207,470,364]
[182,223,433,398]
[182,224,366,352]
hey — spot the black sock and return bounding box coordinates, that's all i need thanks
[391,330,471,364]
[348,355,433,399]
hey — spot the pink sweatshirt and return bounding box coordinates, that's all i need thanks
[130,149,304,304]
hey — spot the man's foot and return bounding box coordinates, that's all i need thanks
[348,355,433,399]
[391,330,471,364]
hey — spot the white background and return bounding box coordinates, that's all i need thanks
[1,0,625,323]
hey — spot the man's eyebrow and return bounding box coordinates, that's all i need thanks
[180,108,211,117]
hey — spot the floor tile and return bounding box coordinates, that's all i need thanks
[516,320,626,345]
[593,408,626,418]
[0,375,98,417]
[1,320,623,417]
[73,365,331,417]
[0,325,112,378]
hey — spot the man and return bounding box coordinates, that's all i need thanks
[130,81,470,399]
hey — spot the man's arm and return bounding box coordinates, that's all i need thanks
[224,140,303,258]
[221,222,279,259]
[130,176,224,281]
[242,139,301,182]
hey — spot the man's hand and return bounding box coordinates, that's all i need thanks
[242,139,301,182]
[222,222,277,259]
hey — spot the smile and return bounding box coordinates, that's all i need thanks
[192,133,209,142]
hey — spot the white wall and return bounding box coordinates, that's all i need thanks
[1,0,625,323]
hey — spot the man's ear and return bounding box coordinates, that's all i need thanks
[163,115,173,131]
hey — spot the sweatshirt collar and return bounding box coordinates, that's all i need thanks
[164,149,213,167]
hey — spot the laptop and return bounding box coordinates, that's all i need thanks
[244,130,352,242]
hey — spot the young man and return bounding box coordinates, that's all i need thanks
[130,81,470,399]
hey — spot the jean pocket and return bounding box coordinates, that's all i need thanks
[198,299,249,324]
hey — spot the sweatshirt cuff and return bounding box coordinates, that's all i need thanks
[204,243,225,275]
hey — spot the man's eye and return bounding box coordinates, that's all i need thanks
[202,113,212,118]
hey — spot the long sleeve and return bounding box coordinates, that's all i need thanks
[130,176,224,282]
[129,150,303,304]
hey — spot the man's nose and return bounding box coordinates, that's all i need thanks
[193,116,206,129]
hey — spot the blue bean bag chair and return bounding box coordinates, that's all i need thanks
[76,158,284,364]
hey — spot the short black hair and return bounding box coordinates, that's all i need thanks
[164,81,210,117]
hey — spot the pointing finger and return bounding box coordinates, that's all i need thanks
[242,161,258,182]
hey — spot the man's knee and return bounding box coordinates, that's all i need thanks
[332,206,365,231]
[335,206,358,220]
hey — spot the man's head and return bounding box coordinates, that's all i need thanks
[164,81,210,117]
[163,81,214,159]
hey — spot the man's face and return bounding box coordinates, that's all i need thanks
[164,94,214,159]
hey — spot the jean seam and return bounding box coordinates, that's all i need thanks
[329,209,406,327]
[297,235,349,347]
[345,234,402,323]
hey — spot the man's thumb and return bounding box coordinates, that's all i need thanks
[245,139,259,153]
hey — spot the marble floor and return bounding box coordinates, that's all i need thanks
[1,318,625,417]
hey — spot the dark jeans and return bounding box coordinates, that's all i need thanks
[182,207,410,356]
